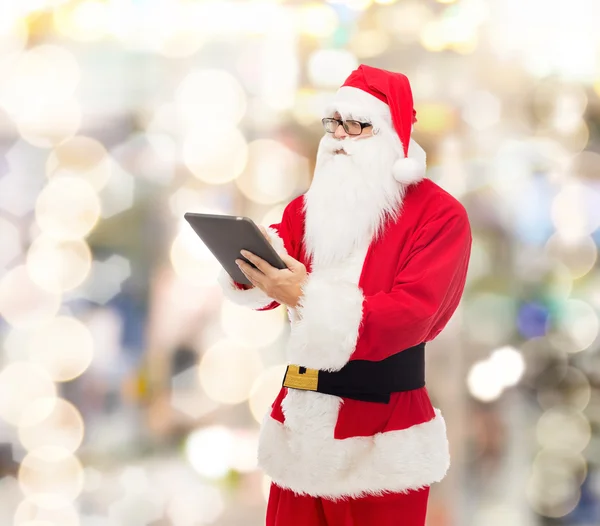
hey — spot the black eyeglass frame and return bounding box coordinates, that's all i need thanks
[321,117,373,136]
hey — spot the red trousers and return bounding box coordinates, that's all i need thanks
[266,483,430,526]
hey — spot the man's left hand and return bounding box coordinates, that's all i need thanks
[235,250,307,308]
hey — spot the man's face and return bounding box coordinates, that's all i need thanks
[328,112,373,154]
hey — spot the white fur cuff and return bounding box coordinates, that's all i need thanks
[217,226,287,310]
[287,271,364,371]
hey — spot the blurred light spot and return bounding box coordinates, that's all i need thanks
[176,69,246,128]
[420,20,447,52]
[166,484,224,525]
[527,450,585,518]
[537,366,591,412]
[145,102,180,137]
[0,265,61,327]
[261,474,272,502]
[551,183,600,239]
[82,466,102,493]
[462,91,501,130]
[14,498,79,526]
[18,447,84,509]
[185,425,234,479]
[292,89,338,126]
[54,0,109,42]
[4,327,35,363]
[170,225,221,286]
[490,346,525,387]
[464,293,517,346]
[183,125,248,184]
[375,3,433,43]
[349,30,391,58]
[531,84,587,133]
[76,255,130,305]
[119,466,148,494]
[517,302,550,339]
[221,300,285,348]
[249,365,287,423]
[46,136,111,192]
[26,237,92,294]
[0,363,56,426]
[230,429,259,473]
[27,316,94,382]
[537,408,591,453]
[98,161,135,219]
[17,98,81,149]
[260,203,286,229]
[412,103,455,134]
[18,398,84,454]
[308,49,358,88]
[108,492,164,526]
[169,187,227,219]
[35,177,101,241]
[0,170,45,217]
[120,1,207,58]
[572,150,600,181]
[0,16,29,58]
[327,0,373,10]
[171,366,220,420]
[0,216,21,270]
[535,450,587,487]
[465,236,491,283]
[199,340,263,405]
[546,261,573,299]
[545,233,597,279]
[467,360,503,402]
[111,132,176,187]
[296,4,338,38]
[0,45,80,118]
[472,504,522,526]
[236,140,307,205]
[549,299,598,353]
[374,0,398,4]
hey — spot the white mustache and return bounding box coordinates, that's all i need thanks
[319,135,363,156]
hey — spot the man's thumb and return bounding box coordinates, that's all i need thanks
[281,253,300,270]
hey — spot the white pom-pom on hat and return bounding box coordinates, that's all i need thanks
[392,138,426,185]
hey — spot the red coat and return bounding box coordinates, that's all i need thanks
[219,178,472,499]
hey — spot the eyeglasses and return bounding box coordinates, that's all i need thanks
[321,118,372,136]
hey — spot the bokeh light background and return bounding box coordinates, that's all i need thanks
[0,0,599,525]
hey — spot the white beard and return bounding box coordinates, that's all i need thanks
[303,131,405,268]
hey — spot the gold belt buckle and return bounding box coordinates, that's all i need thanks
[283,365,319,391]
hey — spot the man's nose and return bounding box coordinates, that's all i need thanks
[334,123,348,139]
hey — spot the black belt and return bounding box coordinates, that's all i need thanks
[282,342,425,403]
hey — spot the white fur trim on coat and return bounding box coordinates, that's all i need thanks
[286,269,365,371]
[257,389,450,499]
[217,227,287,309]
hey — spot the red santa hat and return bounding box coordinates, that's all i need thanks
[324,64,426,185]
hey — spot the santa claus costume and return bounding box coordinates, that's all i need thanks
[220,65,472,526]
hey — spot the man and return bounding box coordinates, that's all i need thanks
[219,65,472,526]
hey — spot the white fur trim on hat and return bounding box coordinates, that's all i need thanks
[333,86,390,117]
[393,138,427,185]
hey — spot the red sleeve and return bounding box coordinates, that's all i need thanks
[352,206,472,361]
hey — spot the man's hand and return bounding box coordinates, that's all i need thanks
[235,230,307,307]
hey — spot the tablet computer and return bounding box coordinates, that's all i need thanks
[184,212,287,286]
